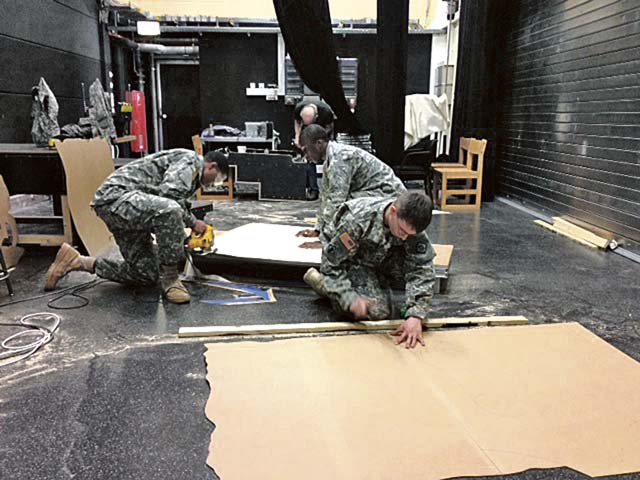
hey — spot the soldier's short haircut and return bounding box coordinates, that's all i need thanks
[300,124,329,146]
[204,150,229,177]
[395,191,433,233]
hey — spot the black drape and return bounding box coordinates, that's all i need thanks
[273,0,362,133]
[375,0,409,165]
[450,0,511,201]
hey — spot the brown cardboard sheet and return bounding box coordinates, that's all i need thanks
[55,138,115,256]
[204,323,640,479]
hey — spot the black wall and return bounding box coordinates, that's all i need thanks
[199,33,431,148]
[0,0,109,143]
[497,0,640,242]
[200,34,292,146]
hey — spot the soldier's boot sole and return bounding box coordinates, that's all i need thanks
[303,267,328,298]
[44,243,84,291]
[163,279,191,304]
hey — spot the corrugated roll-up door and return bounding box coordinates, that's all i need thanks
[497,0,640,242]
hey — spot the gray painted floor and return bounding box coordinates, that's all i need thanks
[1,197,639,480]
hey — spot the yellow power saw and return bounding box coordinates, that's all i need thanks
[187,224,215,253]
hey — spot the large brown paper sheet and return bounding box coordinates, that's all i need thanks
[204,323,640,479]
[55,138,115,256]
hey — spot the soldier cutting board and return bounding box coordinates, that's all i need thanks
[204,322,640,479]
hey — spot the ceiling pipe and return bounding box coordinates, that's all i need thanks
[109,32,198,56]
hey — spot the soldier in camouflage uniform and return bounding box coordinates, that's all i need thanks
[304,191,435,349]
[44,149,229,304]
[296,124,406,245]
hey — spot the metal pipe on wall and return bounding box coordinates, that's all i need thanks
[156,62,164,151]
[150,53,159,153]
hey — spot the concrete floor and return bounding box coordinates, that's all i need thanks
[1,196,639,480]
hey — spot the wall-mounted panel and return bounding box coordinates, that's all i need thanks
[0,0,108,143]
[0,0,102,60]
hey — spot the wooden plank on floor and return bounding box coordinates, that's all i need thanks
[551,217,610,249]
[178,315,529,338]
[534,220,598,249]
[433,244,453,269]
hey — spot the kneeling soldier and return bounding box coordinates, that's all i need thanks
[44,149,228,304]
[305,191,435,348]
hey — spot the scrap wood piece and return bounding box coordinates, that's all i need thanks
[0,175,24,268]
[534,219,599,249]
[178,315,528,338]
[551,217,610,249]
[433,244,453,269]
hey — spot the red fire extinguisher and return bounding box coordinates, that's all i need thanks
[126,90,147,153]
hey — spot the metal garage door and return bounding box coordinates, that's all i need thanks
[497,0,640,242]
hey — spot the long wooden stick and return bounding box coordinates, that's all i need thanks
[178,316,528,338]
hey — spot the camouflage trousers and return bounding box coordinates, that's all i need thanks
[326,248,406,320]
[93,191,186,286]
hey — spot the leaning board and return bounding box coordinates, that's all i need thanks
[55,138,115,256]
[205,322,640,479]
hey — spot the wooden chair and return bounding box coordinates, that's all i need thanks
[193,134,234,200]
[192,134,204,155]
[432,137,487,211]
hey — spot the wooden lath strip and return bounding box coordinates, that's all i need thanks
[178,316,529,338]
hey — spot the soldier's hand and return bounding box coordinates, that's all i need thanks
[192,220,208,235]
[391,317,425,349]
[299,241,322,249]
[350,297,370,319]
[296,229,319,238]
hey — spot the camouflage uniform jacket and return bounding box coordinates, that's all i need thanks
[321,197,435,320]
[92,149,203,227]
[317,141,406,237]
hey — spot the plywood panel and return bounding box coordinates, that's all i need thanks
[213,222,453,268]
[205,323,640,479]
[54,138,115,256]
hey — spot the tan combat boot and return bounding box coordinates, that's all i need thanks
[303,267,328,298]
[44,243,95,291]
[159,265,191,304]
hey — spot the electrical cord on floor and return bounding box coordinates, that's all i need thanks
[0,279,105,310]
[0,312,61,367]
[47,280,107,310]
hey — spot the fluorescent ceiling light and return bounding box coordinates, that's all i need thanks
[137,21,160,36]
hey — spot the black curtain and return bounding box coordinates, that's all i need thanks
[450,0,511,201]
[375,0,409,165]
[273,0,362,133]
